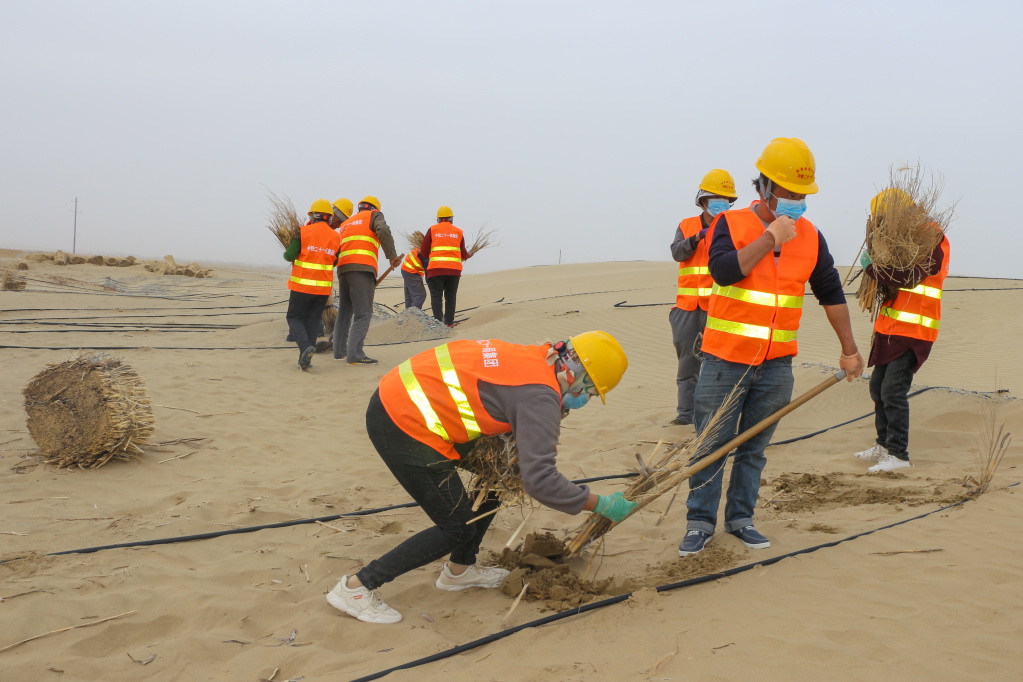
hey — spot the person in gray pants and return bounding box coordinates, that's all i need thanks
[669,169,738,424]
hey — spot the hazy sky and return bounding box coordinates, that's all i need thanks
[3,1,1019,277]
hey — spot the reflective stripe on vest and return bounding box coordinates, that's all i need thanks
[398,344,482,442]
[677,287,713,297]
[340,234,380,259]
[429,245,463,263]
[293,259,333,271]
[705,316,798,342]
[899,284,942,299]
[289,276,332,289]
[712,283,804,309]
[880,307,939,329]
[678,266,709,276]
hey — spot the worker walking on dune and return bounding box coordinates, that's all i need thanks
[678,138,864,557]
[332,196,402,365]
[421,206,471,327]
[668,169,738,426]
[284,199,341,370]
[325,331,634,624]
[854,189,951,472]
[400,248,427,310]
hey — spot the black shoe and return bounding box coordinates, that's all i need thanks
[678,530,712,556]
[299,346,315,370]
[347,356,378,365]
[315,340,333,353]
[669,417,693,426]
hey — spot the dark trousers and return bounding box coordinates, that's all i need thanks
[669,306,707,423]
[333,271,376,360]
[427,274,460,326]
[869,350,916,460]
[356,391,498,591]
[402,270,427,309]
[285,290,328,352]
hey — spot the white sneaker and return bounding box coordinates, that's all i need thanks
[325,575,402,624]
[867,452,912,473]
[854,443,888,461]
[435,563,510,592]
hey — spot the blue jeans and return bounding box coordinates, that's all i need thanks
[869,350,915,460]
[686,354,794,535]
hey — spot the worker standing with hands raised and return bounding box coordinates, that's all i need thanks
[678,138,864,557]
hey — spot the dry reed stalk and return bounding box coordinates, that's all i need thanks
[2,269,27,291]
[402,230,425,252]
[0,610,137,653]
[968,398,1012,496]
[468,225,499,255]
[266,190,302,250]
[322,295,337,331]
[564,386,743,556]
[459,433,527,506]
[855,164,956,319]
[23,354,156,469]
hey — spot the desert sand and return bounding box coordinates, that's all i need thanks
[1,249,1022,681]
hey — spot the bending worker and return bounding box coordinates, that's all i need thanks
[421,205,470,327]
[669,169,738,426]
[283,199,341,371]
[854,189,950,473]
[325,331,634,624]
[400,247,426,310]
[332,196,402,365]
[678,138,864,557]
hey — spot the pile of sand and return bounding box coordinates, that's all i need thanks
[367,306,453,344]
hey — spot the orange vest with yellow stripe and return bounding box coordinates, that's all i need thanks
[401,250,425,275]
[426,223,464,273]
[675,216,712,311]
[378,340,560,460]
[288,221,340,295]
[338,210,381,273]
[874,234,949,342]
[701,208,819,365]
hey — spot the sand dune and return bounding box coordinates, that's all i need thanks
[1,252,1021,681]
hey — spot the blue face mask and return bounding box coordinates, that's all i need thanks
[773,197,807,220]
[706,199,731,217]
[562,391,592,411]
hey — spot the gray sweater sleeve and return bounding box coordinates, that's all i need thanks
[372,212,399,260]
[670,225,700,262]
[477,382,590,514]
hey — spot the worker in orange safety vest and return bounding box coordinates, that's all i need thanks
[323,331,632,624]
[283,199,341,370]
[852,189,950,473]
[678,138,864,559]
[421,205,471,327]
[668,169,738,426]
[400,249,426,310]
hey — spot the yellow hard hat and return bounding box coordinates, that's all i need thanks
[698,169,738,198]
[568,330,628,404]
[360,195,381,210]
[308,198,333,215]
[437,205,454,219]
[870,188,913,216]
[755,137,819,195]
[332,197,354,219]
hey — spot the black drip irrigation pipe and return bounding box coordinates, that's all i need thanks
[350,495,983,682]
[613,286,1023,308]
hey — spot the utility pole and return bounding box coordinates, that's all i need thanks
[72,197,80,253]
[558,249,562,264]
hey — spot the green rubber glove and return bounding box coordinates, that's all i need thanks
[593,491,637,523]
[859,250,872,269]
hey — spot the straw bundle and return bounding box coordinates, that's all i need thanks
[854,165,955,318]
[322,296,337,332]
[564,389,741,556]
[2,268,27,290]
[402,230,425,251]
[23,354,155,469]
[266,190,302,250]
[467,225,499,256]
[458,434,526,508]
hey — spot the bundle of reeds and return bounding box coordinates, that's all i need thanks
[458,433,526,509]
[266,190,302,250]
[467,225,499,256]
[564,390,740,556]
[322,296,337,332]
[853,165,956,318]
[23,354,155,469]
[2,269,26,290]
[402,230,425,252]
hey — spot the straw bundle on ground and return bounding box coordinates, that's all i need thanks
[322,296,337,332]
[2,268,27,290]
[23,355,156,469]
[458,434,526,509]
[564,389,741,556]
[853,165,955,318]
[266,190,302,250]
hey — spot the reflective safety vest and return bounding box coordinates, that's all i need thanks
[401,250,425,275]
[378,340,560,460]
[675,215,712,311]
[288,221,340,295]
[338,210,381,274]
[426,223,464,274]
[874,234,949,342]
[701,207,819,365]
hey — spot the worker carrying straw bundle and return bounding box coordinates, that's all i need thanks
[852,172,953,473]
[322,331,630,624]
